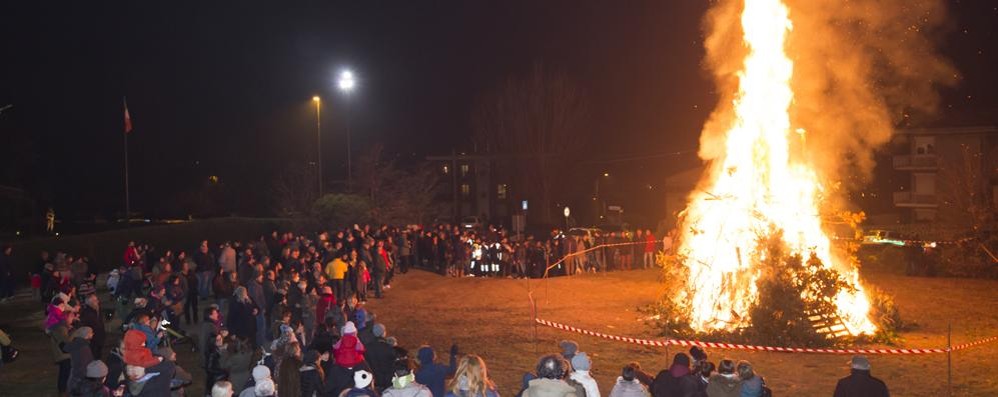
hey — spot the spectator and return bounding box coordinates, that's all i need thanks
[365,323,397,392]
[300,349,328,397]
[222,337,254,395]
[627,362,654,388]
[833,355,889,397]
[558,341,578,365]
[609,364,650,397]
[212,381,235,397]
[78,293,106,358]
[446,354,499,397]
[124,356,176,396]
[736,361,765,397]
[228,287,259,342]
[66,326,96,393]
[569,353,599,397]
[340,370,379,397]
[334,321,367,368]
[523,354,576,397]
[49,309,73,395]
[694,362,715,397]
[652,353,697,397]
[705,359,741,397]
[72,360,112,397]
[277,341,303,397]
[414,344,457,397]
[240,365,273,397]
[158,347,193,397]
[383,348,432,397]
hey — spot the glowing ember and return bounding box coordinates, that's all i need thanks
[676,0,877,335]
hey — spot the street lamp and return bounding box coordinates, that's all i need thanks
[337,69,356,189]
[312,96,323,196]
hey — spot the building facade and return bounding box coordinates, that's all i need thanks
[426,152,514,225]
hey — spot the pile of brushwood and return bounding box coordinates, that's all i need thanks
[645,230,903,347]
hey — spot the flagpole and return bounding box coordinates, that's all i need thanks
[123,97,131,224]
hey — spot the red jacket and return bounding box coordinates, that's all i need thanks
[644,234,657,253]
[316,294,336,323]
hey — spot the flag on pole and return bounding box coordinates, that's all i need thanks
[123,97,133,133]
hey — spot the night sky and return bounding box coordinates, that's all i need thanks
[1,1,995,220]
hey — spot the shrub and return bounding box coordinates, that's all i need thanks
[312,194,372,229]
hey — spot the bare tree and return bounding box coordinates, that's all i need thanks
[472,64,590,223]
[270,163,318,217]
[356,144,444,224]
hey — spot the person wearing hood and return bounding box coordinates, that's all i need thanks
[301,349,329,397]
[365,323,397,391]
[652,353,697,397]
[72,360,112,397]
[414,344,457,397]
[522,354,576,397]
[123,329,161,369]
[67,326,96,393]
[705,359,741,397]
[445,354,499,397]
[383,348,433,397]
[334,322,366,368]
[609,364,650,397]
[832,355,889,397]
[568,353,599,397]
[239,365,273,397]
[735,361,765,397]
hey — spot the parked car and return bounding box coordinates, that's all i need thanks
[460,216,484,230]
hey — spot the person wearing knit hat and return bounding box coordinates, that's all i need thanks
[365,323,397,391]
[569,352,600,397]
[333,321,366,368]
[238,365,272,397]
[372,323,386,338]
[834,355,889,397]
[66,326,95,393]
[559,340,579,362]
[70,360,111,397]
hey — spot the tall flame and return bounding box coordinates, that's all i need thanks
[677,0,877,335]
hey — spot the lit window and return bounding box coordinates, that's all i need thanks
[460,164,470,177]
[460,184,471,197]
[497,184,508,199]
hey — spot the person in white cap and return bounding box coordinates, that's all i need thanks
[833,355,889,397]
[239,365,272,397]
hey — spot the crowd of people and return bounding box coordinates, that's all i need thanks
[0,223,889,397]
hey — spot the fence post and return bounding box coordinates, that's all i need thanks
[947,323,952,397]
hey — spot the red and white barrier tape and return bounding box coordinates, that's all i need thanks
[535,318,998,355]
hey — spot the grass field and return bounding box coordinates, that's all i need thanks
[1,268,995,396]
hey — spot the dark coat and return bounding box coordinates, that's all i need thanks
[323,360,372,397]
[414,347,456,397]
[833,370,889,397]
[79,305,107,357]
[651,366,697,397]
[364,338,397,391]
[67,337,95,392]
[106,348,126,389]
[127,359,176,397]
[300,365,326,397]
[227,300,258,340]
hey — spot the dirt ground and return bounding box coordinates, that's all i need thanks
[1,268,996,397]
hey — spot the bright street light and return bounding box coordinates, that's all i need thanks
[312,96,321,102]
[338,70,356,92]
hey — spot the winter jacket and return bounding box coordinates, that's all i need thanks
[123,329,160,368]
[247,280,267,315]
[277,356,302,397]
[79,305,107,356]
[832,370,889,397]
[323,361,372,397]
[301,365,326,397]
[523,378,578,397]
[106,348,126,389]
[609,378,649,397]
[569,371,599,397]
[227,300,259,341]
[66,337,96,392]
[71,377,112,397]
[49,322,71,362]
[365,338,397,391]
[704,374,741,397]
[333,335,366,368]
[221,349,254,395]
[125,359,176,397]
[414,347,456,397]
[384,382,433,397]
[738,376,764,397]
[652,365,697,397]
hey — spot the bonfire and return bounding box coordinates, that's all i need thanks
[672,0,877,337]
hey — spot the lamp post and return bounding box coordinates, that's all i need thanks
[312,95,322,196]
[338,69,356,189]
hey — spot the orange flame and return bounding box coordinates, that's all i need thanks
[677,0,876,335]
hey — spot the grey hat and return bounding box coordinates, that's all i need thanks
[571,352,591,371]
[86,360,109,378]
[559,340,579,357]
[373,323,386,338]
[850,355,871,370]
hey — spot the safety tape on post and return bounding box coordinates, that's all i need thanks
[534,318,998,355]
